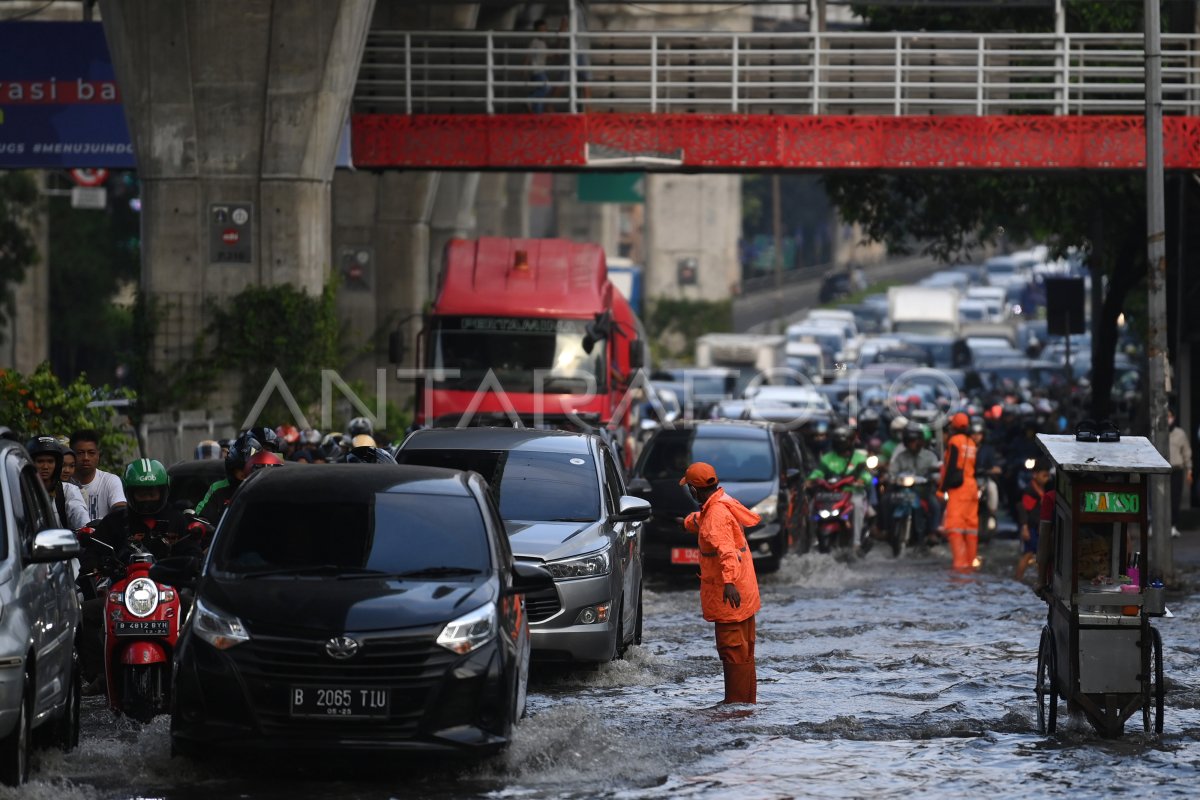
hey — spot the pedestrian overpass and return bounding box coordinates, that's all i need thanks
[350,30,1200,170]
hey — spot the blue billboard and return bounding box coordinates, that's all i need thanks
[0,21,135,168]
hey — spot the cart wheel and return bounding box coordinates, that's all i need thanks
[1036,626,1058,735]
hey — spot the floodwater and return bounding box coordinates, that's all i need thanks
[8,540,1200,799]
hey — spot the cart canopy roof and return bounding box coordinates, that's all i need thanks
[1036,434,1171,475]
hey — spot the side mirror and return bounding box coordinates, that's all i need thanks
[628,339,645,370]
[626,477,652,495]
[582,333,596,355]
[149,555,201,589]
[388,330,406,364]
[509,561,554,595]
[29,529,82,563]
[611,495,652,523]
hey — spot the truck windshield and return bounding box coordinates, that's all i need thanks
[430,316,606,394]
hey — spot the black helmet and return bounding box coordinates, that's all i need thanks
[225,434,262,481]
[243,426,281,453]
[336,446,396,464]
[902,424,925,445]
[347,416,374,437]
[318,432,347,462]
[830,425,854,452]
[26,436,64,480]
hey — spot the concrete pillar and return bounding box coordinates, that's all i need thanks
[644,173,740,303]
[99,0,376,369]
[428,172,480,300]
[3,174,50,373]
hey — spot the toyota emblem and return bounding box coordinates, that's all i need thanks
[325,636,360,660]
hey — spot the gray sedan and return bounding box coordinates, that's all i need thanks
[396,427,650,664]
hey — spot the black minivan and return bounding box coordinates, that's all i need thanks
[628,420,808,573]
[159,464,552,755]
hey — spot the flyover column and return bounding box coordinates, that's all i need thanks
[98,0,375,369]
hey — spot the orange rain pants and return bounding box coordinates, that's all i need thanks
[941,433,979,571]
[715,616,757,704]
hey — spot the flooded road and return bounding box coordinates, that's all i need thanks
[10,540,1200,799]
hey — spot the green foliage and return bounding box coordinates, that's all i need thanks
[645,298,732,362]
[851,0,1144,33]
[0,172,39,341]
[208,282,341,424]
[130,293,218,412]
[0,363,137,469]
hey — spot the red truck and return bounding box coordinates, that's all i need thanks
[415,237,644,458]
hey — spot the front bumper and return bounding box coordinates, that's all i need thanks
[171,630,516,754]
[526,574,620,663]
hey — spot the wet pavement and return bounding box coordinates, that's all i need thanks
[8,535,1200,800]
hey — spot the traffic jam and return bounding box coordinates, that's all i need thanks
[8,238,1200,798]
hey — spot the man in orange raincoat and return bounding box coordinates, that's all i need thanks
[940,412,979,570]
[682,462,762,704]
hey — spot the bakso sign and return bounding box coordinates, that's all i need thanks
[458,318,586,333]
[1082,491,1139,514]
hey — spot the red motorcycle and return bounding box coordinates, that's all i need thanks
[810,476,857,553]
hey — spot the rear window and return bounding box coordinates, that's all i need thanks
[639,433,774,483]
[396,449,600,523]
[214,493,490,575]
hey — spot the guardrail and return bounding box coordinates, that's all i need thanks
[355,30,1200,117]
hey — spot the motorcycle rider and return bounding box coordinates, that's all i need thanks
[193,439,221,460]
[79,459,200,691]
[27,436,89,530]
[808,426,872,551]
[347,416,374,439]
[885,424,940,545]
[194,433,262,525]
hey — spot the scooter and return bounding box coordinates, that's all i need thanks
[83,536,184,723]
[810,476,856,553]
[887,473,931,557]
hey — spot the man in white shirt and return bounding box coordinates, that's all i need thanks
[69,429,127,521]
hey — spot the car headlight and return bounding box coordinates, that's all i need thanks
[193,597,251,651]
[124,577,159,619]
[436,604,497,655]
[751,496,778,523]
[544,550,611,580]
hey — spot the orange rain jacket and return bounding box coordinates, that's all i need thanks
[940,432,979,533]
[683,488,762,623]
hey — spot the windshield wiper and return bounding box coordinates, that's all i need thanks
[232,564,373,579]
[382,566,483,579]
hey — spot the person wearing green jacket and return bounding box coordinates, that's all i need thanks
[808,426,873,549]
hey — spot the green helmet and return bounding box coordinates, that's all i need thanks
[123,458,170,516]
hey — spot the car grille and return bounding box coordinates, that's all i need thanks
[230,629,459,737]
[524,586,561,623]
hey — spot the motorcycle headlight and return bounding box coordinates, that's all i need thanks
[1024,458,1037,470]
[751,496,778,523]
[124,577,159,619]
[830,508,841,517]
[193,597,251,650]
[818,509,831,519]
[902,476,915,487]
[436,603,497,655]
[544,550,610,580]
[866,455,879,470]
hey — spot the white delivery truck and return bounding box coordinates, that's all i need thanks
[887,286,960,339]
[695,333,787,396]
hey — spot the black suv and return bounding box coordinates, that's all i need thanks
[628,420,808,573]
[162,464,553,755]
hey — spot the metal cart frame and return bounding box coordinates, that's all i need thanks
[1034,434,1169,737]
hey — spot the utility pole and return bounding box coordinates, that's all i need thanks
[772,174,784,332]
[1144,0,1173,580]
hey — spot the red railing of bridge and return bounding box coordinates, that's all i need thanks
[351,114,1200,170]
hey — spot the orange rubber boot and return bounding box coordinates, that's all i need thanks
[722,662,757,704]
[964,533,979,570]
[946,531,969,570]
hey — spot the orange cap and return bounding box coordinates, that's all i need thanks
[951,412,970,429]
[680,461,719,488]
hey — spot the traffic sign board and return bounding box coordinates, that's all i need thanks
[69,168,109,187]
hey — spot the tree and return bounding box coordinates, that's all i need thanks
[824,172,1145,419]
[0,172,40,342]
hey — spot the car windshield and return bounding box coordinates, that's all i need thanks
[395,449,600,523]
[214,493,490,576]
[639,433,775,483]
[429,316,604,394]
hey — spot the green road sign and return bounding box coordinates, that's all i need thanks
[578,173,645,203]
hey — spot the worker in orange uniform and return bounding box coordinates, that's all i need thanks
[681,462,762,704]
[940,412,980,570]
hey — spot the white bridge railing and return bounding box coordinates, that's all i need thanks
[355,30,1200,116]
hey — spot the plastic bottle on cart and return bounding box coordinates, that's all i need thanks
[1126,552,1141,587]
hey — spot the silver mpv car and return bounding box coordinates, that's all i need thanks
[396,428,650,664]
[0,439,84,784]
